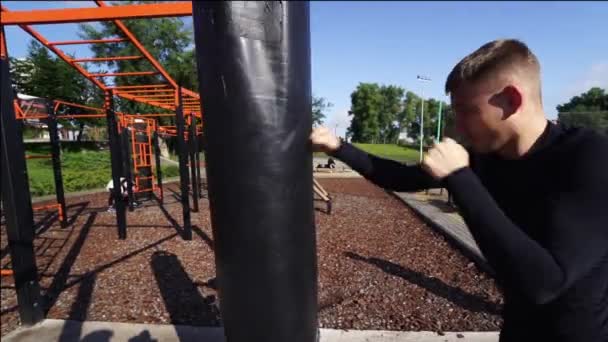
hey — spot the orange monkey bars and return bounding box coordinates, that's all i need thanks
[0,2,193,26]
[1,1,202,116]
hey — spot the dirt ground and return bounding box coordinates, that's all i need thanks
[1,178,503,337]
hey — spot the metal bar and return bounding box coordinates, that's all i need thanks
[54,100,103,112]
[116,93,175,112]
[55,114,108,119]
[181,87,200,100]
[72,55,143,62]
[1,2,193,25]
[25,154,52,159]
[14,100,25,119]
[105,92,127,239]
[48,38,128,45]
[188,116,199,212]
[115,89,175,95]
[131,95,176,99]
[17,115,49,120]
[0,45,44,325]
[0,23,6,58]
[90,71,158,77]
[122,127,135,211]
[153,126,163,203]
[175,86,191,240]
[195,137,203,198]
[0,7,108,90]
[107,84,170,90]
[46,100,67,227]
[94,0,180,89]
[130,114,175,117]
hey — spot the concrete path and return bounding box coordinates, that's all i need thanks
[392,190,492,275]
[3,319,499,342]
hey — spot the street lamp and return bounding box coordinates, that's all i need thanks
[416,75,431,162]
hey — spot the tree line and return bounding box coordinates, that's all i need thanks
[345,83,452,145]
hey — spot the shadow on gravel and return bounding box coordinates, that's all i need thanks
[344,251,502,315]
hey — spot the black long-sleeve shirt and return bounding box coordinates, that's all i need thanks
[330,121,608,342]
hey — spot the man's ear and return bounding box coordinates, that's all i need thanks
[489,85,522,119]
[504,85,522,115]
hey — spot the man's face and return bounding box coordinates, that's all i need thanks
[450,81,514,154]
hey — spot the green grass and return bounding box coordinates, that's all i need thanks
[27,149,181,197]
[353,143,420,163]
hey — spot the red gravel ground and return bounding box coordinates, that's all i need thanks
[1,178,503,337]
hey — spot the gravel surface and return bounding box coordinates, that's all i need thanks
[1,179,503,337]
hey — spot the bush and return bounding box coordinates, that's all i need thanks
[28,149,186,196]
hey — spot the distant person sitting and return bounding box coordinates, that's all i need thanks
[316,157,337,170]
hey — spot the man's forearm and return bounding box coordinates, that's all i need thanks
[330,142,439,192]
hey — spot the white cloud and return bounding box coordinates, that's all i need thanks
[563,62,608,99]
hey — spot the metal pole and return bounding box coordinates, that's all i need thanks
[416,75,431,162]
[0,44,44,325]
[195,134,203,198]
[46,100,67,227]
[175,86,192,240]
[193,2,318,341]
[153,128,163,203]
[419,88,424,162]
[105,92,127,239]
[188,114,199,212]
[436,101,443,142]
[121,127,135,211]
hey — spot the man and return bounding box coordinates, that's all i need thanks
[311,39,608,342]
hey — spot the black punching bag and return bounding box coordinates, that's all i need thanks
[192,2,318,342]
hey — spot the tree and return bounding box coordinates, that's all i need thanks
[557,87,608,134]
[399,91,449,146]
[312,95,332,127]
[347,83,383,143]
[11,41,105,138]
[557,87,607,112]
[9,57,34,93]
[78,0,196,118]
[378,85,404,143]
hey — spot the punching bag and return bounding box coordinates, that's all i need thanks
[192,2,318,342]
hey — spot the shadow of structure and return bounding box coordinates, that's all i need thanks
[43,212,97,315]
[192,225,214,251]
[344,251,502,315]
[151,251,221,328]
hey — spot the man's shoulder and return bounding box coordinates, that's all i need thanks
[561,127,608,161]
[558,128,608,185]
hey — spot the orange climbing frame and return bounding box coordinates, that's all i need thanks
[123,116,160,196]
[32,203,64,223]
[1,1,202,116]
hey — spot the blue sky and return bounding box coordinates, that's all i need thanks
[4,1,608,137]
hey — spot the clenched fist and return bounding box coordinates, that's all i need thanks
[310,126,342,153]
[422,138,470,180]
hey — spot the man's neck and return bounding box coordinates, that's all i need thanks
[497,115,549,160]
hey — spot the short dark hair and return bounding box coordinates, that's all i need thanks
[445,39,541,94]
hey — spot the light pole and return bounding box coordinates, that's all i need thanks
[436,100,443,142]
[416,75,431,162]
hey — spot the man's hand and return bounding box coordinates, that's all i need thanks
[422,138,470,180]
[310,126,342,153]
